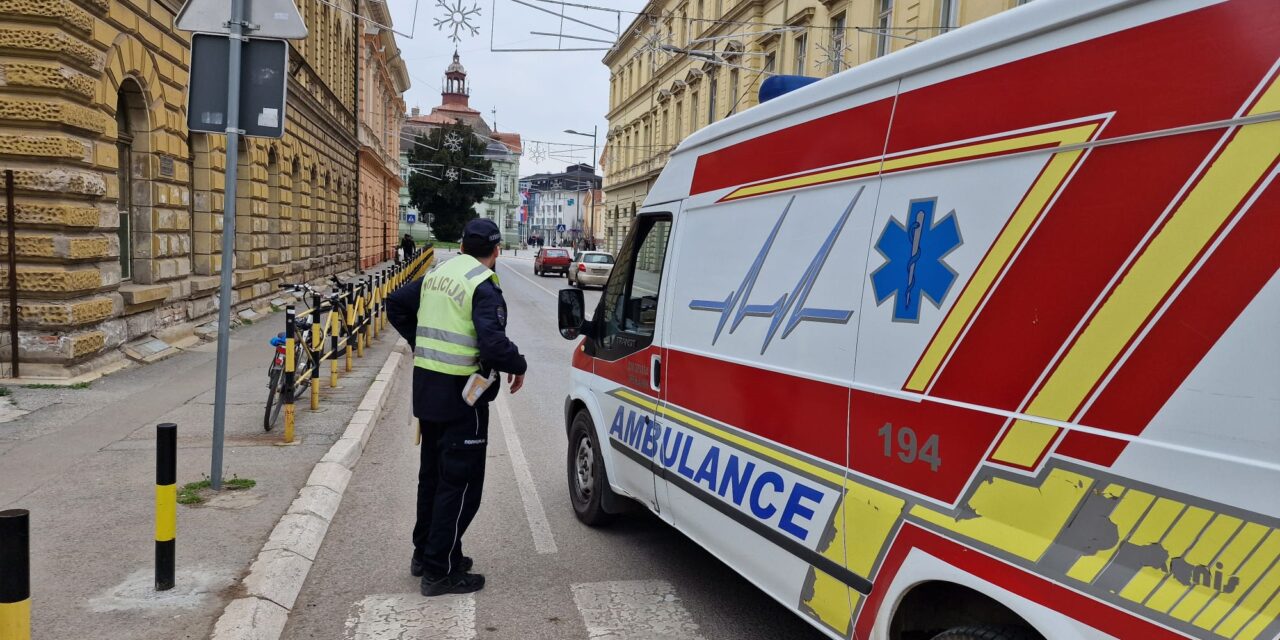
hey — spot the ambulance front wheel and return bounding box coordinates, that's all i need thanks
[568,410,616,526]
[931,625,1042,640]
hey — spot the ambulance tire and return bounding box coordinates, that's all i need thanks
[568,410,615,526]
[931,625,1042,640]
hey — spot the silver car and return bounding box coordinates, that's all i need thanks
[568,251,615,289]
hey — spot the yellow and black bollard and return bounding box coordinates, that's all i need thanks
[310,298,323,410]
[0,508,30,640]
[329,305,340,388]
[344,282,355,372]
[155,423,177,591]
[282,306,297,444]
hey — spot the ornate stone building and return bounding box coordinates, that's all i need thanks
[602,0,1030,253]
[357,0,409,268]
[0,0,366,377]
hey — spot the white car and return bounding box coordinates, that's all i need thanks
[568,251,614,289]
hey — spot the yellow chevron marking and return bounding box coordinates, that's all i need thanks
[991,78,1280,470]
[1067,485,1153,583]
[1138,507,1215,611]
[906,127,1097,392]
[911,467,1091,562]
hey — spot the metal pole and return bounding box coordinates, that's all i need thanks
[211,0,248,491]
[5,171,18,379]
[154,423,177,591]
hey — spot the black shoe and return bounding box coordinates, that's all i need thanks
[411,555,472,577]
[421,571,485,597]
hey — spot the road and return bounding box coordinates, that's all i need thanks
[283,252,826,639]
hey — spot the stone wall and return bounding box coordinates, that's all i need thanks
[0,0,362,377]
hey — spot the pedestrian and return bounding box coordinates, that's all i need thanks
[386,218,527,597]
[400,233,416,261]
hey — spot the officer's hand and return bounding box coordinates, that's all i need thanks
[507,373,525,394]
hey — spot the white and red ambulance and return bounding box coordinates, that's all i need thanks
[557,0,1280,638]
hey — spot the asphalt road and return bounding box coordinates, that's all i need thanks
[283,252,827,640]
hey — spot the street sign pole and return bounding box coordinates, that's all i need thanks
[210,0,248,491]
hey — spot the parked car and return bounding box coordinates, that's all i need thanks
[568,251,615,289]
[534,247,572,277]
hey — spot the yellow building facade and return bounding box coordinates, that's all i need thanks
[602,0,1030,253]
[0,0,366,377]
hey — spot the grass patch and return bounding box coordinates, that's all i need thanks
[431,241,459,250]
[177,475,257,505]
[22,381,91,390]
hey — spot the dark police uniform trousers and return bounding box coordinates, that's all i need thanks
[387,272,526,579]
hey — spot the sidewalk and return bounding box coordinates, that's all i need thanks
[0,262,420,639]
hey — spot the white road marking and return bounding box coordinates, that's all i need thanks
[571,580,706,640]
[494,391,558,554]
[500,260,559,298]
[343,593,476,640]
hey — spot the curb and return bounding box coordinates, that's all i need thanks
[209,347,406,640]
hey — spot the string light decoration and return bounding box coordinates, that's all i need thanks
[445,167,461,182]
[434,0,482,43]
[443,131,464,153]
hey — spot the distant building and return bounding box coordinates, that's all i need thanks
[399,52,521,243]
[522,164,602,248]
[358,0,410,268]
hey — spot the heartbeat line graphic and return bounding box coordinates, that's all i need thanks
[689,187,863,354]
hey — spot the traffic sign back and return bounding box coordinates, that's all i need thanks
[176,0,308,39]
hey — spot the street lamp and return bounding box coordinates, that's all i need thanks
[565,128,599,250]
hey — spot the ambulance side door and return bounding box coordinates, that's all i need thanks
[590,212,675,515]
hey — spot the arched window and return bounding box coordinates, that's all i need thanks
[115,79,148,281]
[267,147,281,265]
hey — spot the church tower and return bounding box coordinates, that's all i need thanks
[442,50,470,108]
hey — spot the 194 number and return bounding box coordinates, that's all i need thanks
[877,423,940,472]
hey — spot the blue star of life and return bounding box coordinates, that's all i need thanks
[871,198,961,323]
[688,188,863,354]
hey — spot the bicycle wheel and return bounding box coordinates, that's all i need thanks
[264,363,284,431]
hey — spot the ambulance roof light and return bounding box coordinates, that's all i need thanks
[759,75,821,103]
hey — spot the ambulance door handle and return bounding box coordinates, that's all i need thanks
[650,354,662,392]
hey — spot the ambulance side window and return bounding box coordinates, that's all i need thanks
[599,215,672,357]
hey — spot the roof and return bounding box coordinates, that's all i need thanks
[490,131,523,154]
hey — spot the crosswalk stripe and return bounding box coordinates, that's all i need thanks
[571,580,706,640]
[343,593,476,640]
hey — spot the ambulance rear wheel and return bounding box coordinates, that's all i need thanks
[931,625,1042,640]
[568,410,613,526]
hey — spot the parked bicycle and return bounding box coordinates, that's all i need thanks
[263,283,327,431]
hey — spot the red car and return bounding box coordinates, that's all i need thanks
[534,247,572,277]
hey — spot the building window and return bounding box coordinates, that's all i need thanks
[876,0,893,57]
[675,100,683,140]
[940,0,959,30]
[115,79,149,281]
[830,13,847,74]
[764,50,776,74]
[707,72,718,123]
[690,90,699,131]
[794,33,807,75]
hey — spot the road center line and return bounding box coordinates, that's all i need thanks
[500,260,559,298]
[493,391,558,554]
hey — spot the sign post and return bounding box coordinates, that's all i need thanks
[177,0,304,491]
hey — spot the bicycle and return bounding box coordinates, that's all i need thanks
[263,282,329,431]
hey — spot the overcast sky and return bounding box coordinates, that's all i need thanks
[386,0,648,177]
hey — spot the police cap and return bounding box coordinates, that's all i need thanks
[462,218,501,253]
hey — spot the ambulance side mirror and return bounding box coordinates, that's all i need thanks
[558,289,588,340]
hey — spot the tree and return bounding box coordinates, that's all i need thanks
[406,123,495,243]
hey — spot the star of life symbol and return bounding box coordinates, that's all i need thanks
[871,198,961,323]
[443,132,464,153]
[688,187,863,354]
[445,167,460,182]
[434,0,482,44]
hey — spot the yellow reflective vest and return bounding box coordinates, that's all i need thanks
[414,254,498,376]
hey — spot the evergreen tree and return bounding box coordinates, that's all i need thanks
[406,123,495,243]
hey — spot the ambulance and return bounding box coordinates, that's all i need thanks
[556,0,1280,638]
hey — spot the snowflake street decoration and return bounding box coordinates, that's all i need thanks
[551,179,563,190]
[434,0,482,44]
[445,167,460,182]
[815,40,851,73]
[443,132,464,153]
[871,198,961,322]
[525,142,547,162]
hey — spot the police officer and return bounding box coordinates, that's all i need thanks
[386,218,527,597]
